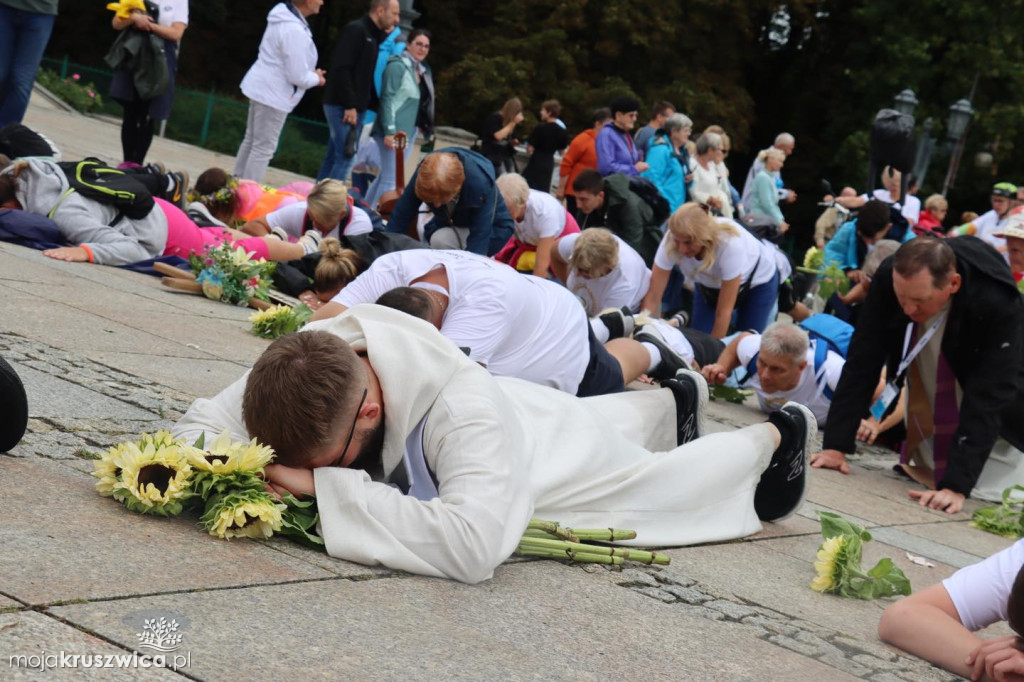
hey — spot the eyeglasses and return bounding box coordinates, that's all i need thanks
[332,387,367,468]
[411,42,430,48]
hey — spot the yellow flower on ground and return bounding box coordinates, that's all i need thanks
[811,535,845,593]
[186,430,275,474]
[248,305,291,325]
[115,441,194,515]
[202,491,285,540]
[93,431,182,497]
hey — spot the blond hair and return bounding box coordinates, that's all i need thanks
[664,202,739,273]
[314,237,364,294]
[307,179,349,226]
[496,173,530,210]
[570,229,619,273]
[924,193,948,212]
[757,147,785,164]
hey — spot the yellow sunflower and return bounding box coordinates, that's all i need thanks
[187,430,275,475]
[201,491,285,540]
[248,305,291,326]
[811,535,846,593]
[115,441,194,515]
[92,441,134,497]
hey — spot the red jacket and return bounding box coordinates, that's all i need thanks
[915,209,945,236]
[559,129,598,197]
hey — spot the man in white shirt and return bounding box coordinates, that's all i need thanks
[310,250,693,395]
[701,322,846,427]
[949,182,1018,261]
[171,305,817,583]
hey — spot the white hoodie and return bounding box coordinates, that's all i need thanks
[240,3,320,113]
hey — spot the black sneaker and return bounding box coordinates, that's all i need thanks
[660,368,708,445]
[169,170,189,210]
[634,323,689,381]
[597,306,635,340]
[754,402,817,522]
[143,161,167,176]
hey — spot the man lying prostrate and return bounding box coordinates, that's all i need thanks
[171,305,816,583]
[702,321,863,428]
[310,250,692,396]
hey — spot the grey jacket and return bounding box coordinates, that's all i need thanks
[8,158,167,266]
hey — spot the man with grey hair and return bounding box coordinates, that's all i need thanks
[701,320,845,427]
[741,132,797,212]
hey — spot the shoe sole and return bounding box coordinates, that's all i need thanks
[175,171,190,209]
[670,367,708,443]
[770,401,817,522]
[635,328,688,381]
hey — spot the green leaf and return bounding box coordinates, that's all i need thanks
[819,511,872,542]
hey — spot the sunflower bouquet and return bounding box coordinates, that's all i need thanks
[188,242,275,307]
[249,304,313,339]
[798,247,850,300]
[810,511,911,599]
[92,430,322,547]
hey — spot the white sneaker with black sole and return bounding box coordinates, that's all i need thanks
[754,401,816,522]
[634,323,690,381]
[660,367,709,445]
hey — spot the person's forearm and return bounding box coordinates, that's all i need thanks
[150,21,185,42]
[711,280,740,338]
[716,333,748,373]
[879,603,982,679]
[640,265,671,317]
[836,196,866,209]
[532,237,554,277]
[493,122,515,142]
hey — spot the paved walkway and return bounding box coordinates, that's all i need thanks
[0,92,1008,680]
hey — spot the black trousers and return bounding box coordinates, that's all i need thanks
[0,355,27,452]
[120,98,155,164]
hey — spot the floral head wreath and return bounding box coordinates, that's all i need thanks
[187,175,240,205]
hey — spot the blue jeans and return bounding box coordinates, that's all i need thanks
[0,6,56,127]
[317,105,364,182]
[691,269,780,336]
[364,129,418,208]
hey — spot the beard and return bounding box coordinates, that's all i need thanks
[347,420,385,480]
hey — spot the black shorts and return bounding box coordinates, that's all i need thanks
[576,324,625,397]
[680,327,726,367]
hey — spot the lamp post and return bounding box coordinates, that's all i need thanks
[941,98,975,196]
[893,89,919,116]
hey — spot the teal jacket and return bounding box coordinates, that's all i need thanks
[372,53,424,138]
[642,135,686,212]
[749,170,783,224]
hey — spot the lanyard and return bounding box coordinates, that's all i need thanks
[895,311,948,380]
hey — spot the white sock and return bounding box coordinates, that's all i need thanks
[590,318,611,344]
[641,342,662,373]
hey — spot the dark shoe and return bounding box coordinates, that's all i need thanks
[634,323,689,381]
[598,306,635,340]
[143,161,167,176]
[754,402,817,522]
[660,368,708,445]
[169,170,189,210]
[668,311,690,329]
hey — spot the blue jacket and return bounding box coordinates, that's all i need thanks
[596,122,639,177]
[641,135,686,212]
[823,221,862,271]
[385,148,514,256]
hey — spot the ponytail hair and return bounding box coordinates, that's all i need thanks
[313,238,364,295]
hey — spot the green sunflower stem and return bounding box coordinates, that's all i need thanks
[517,536,669,565]
[516,546,623,565]
[526,519,579,542]
[571,527,638,542]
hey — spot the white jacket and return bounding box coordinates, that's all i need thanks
[172,306,774,583]
[239,3,319,113]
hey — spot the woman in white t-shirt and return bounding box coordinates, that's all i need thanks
[879,538,1024,680]
[642,202,779,338]
[550,228,651,316]
[109,0,189,166]
[494,173,579,277]
[241,179,373,241]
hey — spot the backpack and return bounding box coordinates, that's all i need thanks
[740,212,783,243]
[740,314,854,400]
[627,176,671,226]
[884,203,910,242]
[54,158,154,221]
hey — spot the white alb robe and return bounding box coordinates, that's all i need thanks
[172,305,776,584]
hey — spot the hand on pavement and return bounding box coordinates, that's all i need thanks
[909,488,965,514]
[810,449,850,474]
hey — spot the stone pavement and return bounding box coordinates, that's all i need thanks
[0,92,1014,680]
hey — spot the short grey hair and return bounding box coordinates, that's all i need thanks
[695,132,722,156]
[495,173,530,209]
[775,132,795,147]
[759,322,808,363]
[664,112,693,133]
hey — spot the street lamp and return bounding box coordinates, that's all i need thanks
[942,98,976,195]
[946,98,974,142]
[893,89,919,116]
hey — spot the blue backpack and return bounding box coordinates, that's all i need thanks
[741,314,854,400]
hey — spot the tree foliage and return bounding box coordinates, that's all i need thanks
[44,1,1024,237]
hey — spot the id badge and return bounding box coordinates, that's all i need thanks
[870,382,899,421]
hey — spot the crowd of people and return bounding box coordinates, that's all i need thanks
[3,1,1024,677]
